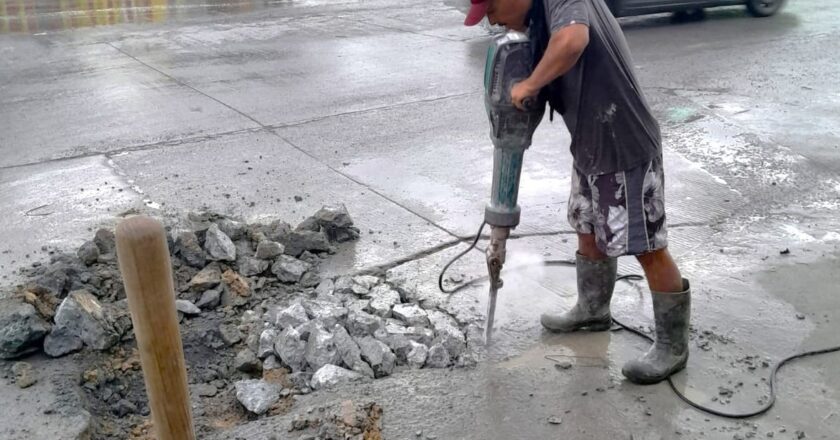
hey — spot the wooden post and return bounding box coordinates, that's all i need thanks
[115,216,196,440]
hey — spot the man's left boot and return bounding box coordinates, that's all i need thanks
[622,279,691,384]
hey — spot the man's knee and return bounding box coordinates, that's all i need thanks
[577,234,609,260]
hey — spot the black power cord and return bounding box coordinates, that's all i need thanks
[437,222,840,419]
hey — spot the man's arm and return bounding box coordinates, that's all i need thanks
[511,23,590,109]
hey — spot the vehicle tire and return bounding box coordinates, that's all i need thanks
[746,0,785,17]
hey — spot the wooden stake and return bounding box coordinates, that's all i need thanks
[116,216,195,440]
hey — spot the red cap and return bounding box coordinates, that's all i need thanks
[464,0,489,26]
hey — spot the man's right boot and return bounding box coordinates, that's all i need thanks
[540,252,617,332]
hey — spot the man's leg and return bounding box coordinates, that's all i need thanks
[540,166,618,332]
[623,246,691,384]
[636,247,683,293]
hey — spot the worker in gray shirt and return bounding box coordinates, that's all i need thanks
[464,0,691,384]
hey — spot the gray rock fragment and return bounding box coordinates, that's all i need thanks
[272,255,311,283]
[175,231,207,268]
[302,300,348,329]
[195,287,222,309]
[352,275,380,293]
[270,302,310,330]
[275,327,307,372]
[314,279,335,297]
[235,379,281,415]
[0,299,50,359]
[427,310,466,359]
[258,329,278,359]
[77,241,100,266]
[94,228,116,255]
[365,285,400,318]
[219,323,243,346]
[53,290,118,351]
[205,224,236,261]
[299,271,321,288]
[425,343,451,368]
[392,304,430,327]
[309,205,361,243]
[217,219,245,241]
[345,311,382,337]
[304,324,341,372]
[193,383,218,397]
[263,355,282,371]
[175,299,201,316]
[383,319,435,346]
[356,336,396,377]
[333,276,354,295]
[264,220,292,242]
[43,326,83,358]
[235,349,262,374]
[239,256,269,277]
[331,324,364,370]
[281,230,332,257]
[255,240,285,260]
[406,341,429,369]
[310,364,363,390]
[352,360,376,379]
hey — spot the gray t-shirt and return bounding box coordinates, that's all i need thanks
[543,0,661,175]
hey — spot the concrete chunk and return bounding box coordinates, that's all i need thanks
[392,304,430,327]
[356,336,396,378]
[310,364,363,390]
[205,224,237,261]
[0,299,50,359]
[53,290,118,351]
[304,324,341,372]
[235,379,281,415]
[255,240,285,260]
[272,255,311,283]
[274,326,307,372]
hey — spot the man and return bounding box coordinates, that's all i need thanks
[464,0,691,384]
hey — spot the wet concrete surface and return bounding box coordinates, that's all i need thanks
[2,0,840,438]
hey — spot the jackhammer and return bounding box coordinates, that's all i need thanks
[481,31,545,343]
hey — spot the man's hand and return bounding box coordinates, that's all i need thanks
[511,79,539,110]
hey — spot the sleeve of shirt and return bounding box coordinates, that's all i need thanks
[547,0,590,33]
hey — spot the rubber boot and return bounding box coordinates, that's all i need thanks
[540,253,617,332]
[622,280,691,384]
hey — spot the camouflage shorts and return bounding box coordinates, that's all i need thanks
[567,157,668,257]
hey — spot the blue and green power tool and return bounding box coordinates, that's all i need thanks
[482,30,545,343]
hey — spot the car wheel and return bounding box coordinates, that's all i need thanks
[746,0,785,17]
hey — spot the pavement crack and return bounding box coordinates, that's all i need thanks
[103,42,267,129]
[268,91,481,130]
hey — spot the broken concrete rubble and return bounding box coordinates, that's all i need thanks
[175,231,207,268]
[175,299,201,316]
[189,264,221,291]
[235,379,281,415]
[356,336,396,378]
[0,299,50,359]
[425,343,451,368]
[255,240,285,260]
[392,303,430,327]
[258,328,278,359]
[365,285,401,318]
[77,241,100,266]
[204,224,237,261]
[304,323,342,372]
[302,300,348,329]
[275,326,308,372]
[271,302,310,330]
[272,255,311,283]
[238,256,269,277]
[53,290,119,351]
[310,364,364,390]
